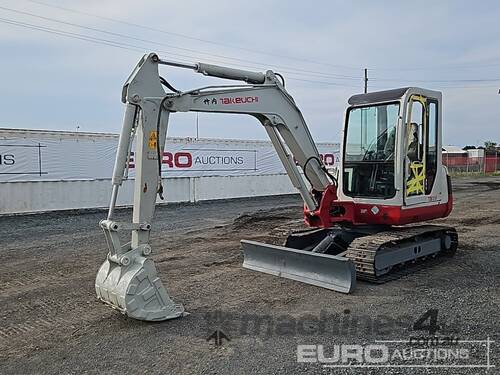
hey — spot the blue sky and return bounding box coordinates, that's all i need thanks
[1,0,499,146]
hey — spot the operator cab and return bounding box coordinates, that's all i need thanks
[342,87,443,205]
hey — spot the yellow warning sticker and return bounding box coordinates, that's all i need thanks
[148,131,158,150]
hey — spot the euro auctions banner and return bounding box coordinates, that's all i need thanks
[0,130,339,182]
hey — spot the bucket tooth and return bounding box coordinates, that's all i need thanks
[95,256,184,321]
[241,239,356,293]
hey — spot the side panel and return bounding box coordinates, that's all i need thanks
[309,199,452,227]
[352,201,452,225]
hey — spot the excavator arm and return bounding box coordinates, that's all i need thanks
[95,53,353,321]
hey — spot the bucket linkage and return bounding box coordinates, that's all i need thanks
[96,219,185,321]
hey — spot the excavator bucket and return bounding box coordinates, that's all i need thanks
[95,255,185,321]
[241,240,356,293]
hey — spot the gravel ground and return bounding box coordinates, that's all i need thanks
[0,177,498,374]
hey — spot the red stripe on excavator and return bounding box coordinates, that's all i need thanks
[305,185,453,228]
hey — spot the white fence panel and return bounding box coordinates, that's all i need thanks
[196,174,295,201]
[0,128,338,214]
[0,175,296,214]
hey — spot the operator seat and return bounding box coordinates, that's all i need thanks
[407,122,420,162]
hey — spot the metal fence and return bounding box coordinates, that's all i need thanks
[443,154,500,173]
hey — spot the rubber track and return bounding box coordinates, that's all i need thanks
[345,225,458,283]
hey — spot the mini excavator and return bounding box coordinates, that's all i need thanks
[96,53,457,321]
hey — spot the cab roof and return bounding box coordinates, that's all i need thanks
[348,87,410,106]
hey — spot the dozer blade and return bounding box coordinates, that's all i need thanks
[95,256,184,321]
[241,240,356,293]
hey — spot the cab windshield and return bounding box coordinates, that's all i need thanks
[343,103,399,198]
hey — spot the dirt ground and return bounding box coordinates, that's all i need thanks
[0,177,498,374]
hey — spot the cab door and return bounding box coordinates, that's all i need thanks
[404,94,439,206]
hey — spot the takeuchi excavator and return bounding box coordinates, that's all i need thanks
[96,53,458,321]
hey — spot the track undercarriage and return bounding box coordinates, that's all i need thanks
[241,224,458,292]
[344,225,458,281]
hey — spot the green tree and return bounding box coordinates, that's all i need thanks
[484,141,497,154]
[462,145,476,150]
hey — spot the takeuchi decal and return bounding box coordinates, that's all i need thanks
[203,97,259,105]
[219,96,259,105]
